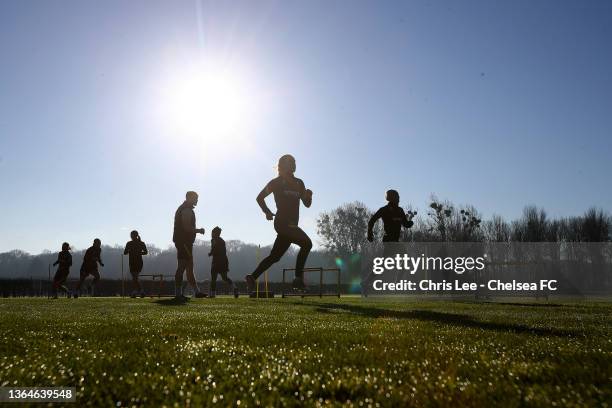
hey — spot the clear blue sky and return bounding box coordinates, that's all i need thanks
[1,0,611,254]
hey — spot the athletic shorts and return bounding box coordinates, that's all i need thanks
[129,259,143,275]
[211,257,229,274]
[53,269,69,284]
[272,223,312,251]
[175,242,194,261]
[80,268,100,280]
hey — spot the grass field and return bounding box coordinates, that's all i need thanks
[0,297,611,407]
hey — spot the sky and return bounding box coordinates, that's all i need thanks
[0,0,611,254]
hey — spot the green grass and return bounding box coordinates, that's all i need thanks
[0,297,611,407]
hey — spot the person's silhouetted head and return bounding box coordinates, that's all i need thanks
[130,230,140,241]
[186,191,199,207]
[386,189,400,206]
[212,226,222,238]
[93,238,101,248]
[278,154,296,176]
[61,242,71,251]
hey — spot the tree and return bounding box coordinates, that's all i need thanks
[423,198,482,242]
[511,206,552,242]
[316,201,372,257]
[483,215,511,242]
[581,207,611,242]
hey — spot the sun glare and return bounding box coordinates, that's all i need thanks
[159,65,252,142]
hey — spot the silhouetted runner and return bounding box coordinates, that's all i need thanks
[173,191,206,298]
[75,238,104,298]
[367,190,413,242]
[245,154,313,292]
[52,242,72,298]
[208,226,238,298]
[363,190,415,297]
[124,230,148,298]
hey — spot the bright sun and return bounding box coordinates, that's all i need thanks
[159,65,251,141]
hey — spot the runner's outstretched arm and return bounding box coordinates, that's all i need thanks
[256,184,275,220]
[400,208,413,228]
[367,208,384,241]
[301,184,313,208]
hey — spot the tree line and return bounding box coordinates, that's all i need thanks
[316,198,611,260]
[0,241,336,282]
[1,197,610,283]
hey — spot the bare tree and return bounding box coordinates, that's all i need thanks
[511,206,553,242]
[316,201,373,256]
[581,207,611,242]
[422,197,482,241]
[483,215,511,242]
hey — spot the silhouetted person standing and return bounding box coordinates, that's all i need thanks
[124,230,148,298]
[52,242,72,298]
[75,238,104,298]
[208,226,238,298]
[173,191,206,298]
[367,190,413,242]
[245,154,313,292]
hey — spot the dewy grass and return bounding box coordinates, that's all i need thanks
[0,298,610,407]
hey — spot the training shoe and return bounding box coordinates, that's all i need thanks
[194,291,207,298]
[245,274,256,293]
[292,278,306,291]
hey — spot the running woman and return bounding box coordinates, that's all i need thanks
[245,154,313,292]
[74,238,104,298]
[367,190,413,242]
[124,230,148,298]
[208,226,238,298]
[173,191,206,298]
[52,242,72,298]
[364,190,414,297]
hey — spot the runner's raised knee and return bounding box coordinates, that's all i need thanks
[302,236,313,251]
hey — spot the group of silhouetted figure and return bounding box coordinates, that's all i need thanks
[51,234,146,298]
[51,154,415,299]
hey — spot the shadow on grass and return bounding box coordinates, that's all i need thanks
[154,297,190,306]
[301,302,579,337]
[458,300,566,308]
[490,302,564,308]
